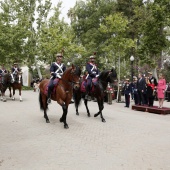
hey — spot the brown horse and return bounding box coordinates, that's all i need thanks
[39,65,81,129]
[9,71,23,101]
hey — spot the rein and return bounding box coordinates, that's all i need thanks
[57,69,80,89]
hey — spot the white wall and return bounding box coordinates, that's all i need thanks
[21,66,30,86]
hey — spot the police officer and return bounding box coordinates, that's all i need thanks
[11,63,21,83]
[123,78,131,108]
[0,64,7,84]
[47,53,66,104]
[85,55,100,100]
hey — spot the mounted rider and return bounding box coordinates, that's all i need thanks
[11,63,21,83]
[85,53,100,100]
[0,64,7,84]
[47,53,66,104]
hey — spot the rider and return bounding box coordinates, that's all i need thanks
[0,64,7,84]
[85,54,100,100]
[11,63,21,83]
[47,53,66,104]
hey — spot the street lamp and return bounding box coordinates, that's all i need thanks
[130,55,135,82]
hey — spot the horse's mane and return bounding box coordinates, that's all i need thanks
[63,66,81,77]
[98,70,110,80]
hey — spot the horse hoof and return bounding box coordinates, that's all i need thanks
[46,120,50,123]
[94,114,98,117]
[76,112,79,116]
[3,100,6,102]
[64,125,69,129]
[102,119,106,123]
[20,100,23,102]
[88,114,91,117]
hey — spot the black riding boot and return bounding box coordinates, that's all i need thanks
[47,88,52,104]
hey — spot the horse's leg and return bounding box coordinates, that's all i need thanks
[9,86,12,98]
[12,88,15,100]
[19,88,22,102]
[94,98,105,122]
[60,104,69,129]
[74,90,81,116]
[1,91,3,100]
[39,93,50,123]
[84,99,90,117]
[1,92,6,102]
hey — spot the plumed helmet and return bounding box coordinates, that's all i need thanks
[89,55,95,59]
[56,53,63,57]
[89,52,96,59]
[148,72,152,75]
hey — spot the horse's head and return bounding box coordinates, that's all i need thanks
[107,68,117,84]
[3,73,11,84]
[63,64,81,90]
[99,68,117,84]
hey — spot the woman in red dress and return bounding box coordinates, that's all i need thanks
[157,73,166,108]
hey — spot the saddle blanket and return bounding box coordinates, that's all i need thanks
[44,78,59,95]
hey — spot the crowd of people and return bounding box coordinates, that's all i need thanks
[123,72,169,108]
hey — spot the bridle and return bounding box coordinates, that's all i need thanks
[59,68,80,87]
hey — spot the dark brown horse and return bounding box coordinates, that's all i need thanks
[74,69,117,122]
[39,65,81,129]
[9,71,23,101]
[0,73,12,102]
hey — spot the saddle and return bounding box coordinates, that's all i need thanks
[44,78,59,95]
[80,78,98,93]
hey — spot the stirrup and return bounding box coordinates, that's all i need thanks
[47,98,51,104]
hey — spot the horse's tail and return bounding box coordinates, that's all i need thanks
[73,88,82,108]
[39,92,46,110]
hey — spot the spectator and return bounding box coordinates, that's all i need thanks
[166,82,170,102]
[157,73,166,108]
[137,73,146,105]
[123,78,131,108]
[132,77,138,105]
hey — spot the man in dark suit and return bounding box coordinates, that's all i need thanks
[137,73,146,105]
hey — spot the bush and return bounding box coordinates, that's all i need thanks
[22,86,33,90]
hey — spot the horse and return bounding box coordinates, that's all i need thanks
[39,65,81,129]
[0,73,12,102]
[74,68,117,122]
[9,71,23,101]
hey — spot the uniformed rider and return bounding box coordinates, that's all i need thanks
[0,64,7,84]
[11,63,21,83]
[47,53,66,104]
[85,55,100,100]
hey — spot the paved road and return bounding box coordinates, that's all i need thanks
[0,91,170,170]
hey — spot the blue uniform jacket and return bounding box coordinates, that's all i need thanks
[0,69,7,74]
[11,67,20,74]
[50,62,66,76]
[123,83,132,95]
[86,62,99,79]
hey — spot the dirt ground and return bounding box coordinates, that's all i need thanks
[0,91,170,170]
